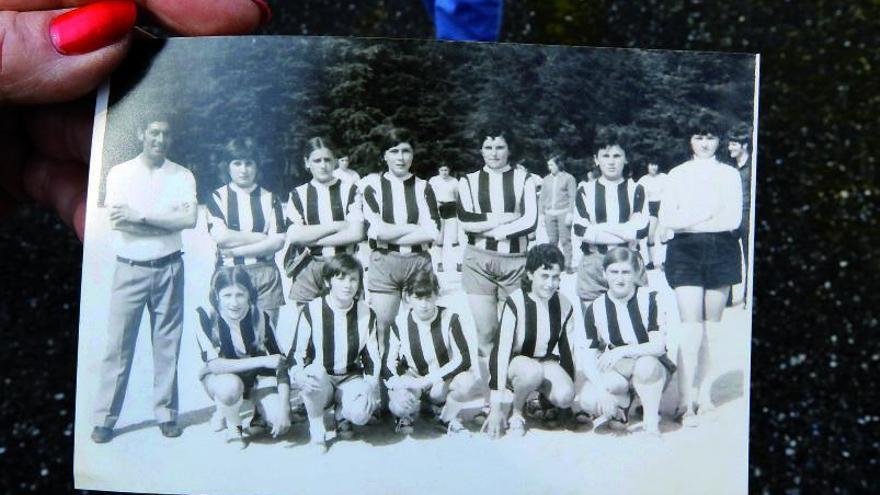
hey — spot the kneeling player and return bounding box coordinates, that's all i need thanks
[576,247,675,435]
[195,267,291,447]
[484,244,577,438]
[384,270,481,435]
[287,255,380,450]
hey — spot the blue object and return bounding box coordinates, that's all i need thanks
[422,0,504,41]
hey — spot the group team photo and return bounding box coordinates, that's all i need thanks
[75,37,757,494]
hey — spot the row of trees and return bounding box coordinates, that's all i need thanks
[102,37,755,202]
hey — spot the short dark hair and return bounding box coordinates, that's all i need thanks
[602,247,646,284]
[547,155,564,170]
[476,125,516,153]
[726,122,752,146]
[377,127,414,155]
[219,137,262,183]
[592,126,628,154]
[320,254,364,299]
[208,266,259,311]
[302,136,336,162]
[685,111,724,137]
[521,244,565,291]
[137,110,175,133]
[404,269,440,299]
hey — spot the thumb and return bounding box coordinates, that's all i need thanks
[0,1,136,104]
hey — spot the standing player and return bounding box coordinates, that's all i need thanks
[457,128,538,361]
[576,247,675,436]
[333,154,361,184]
[206,138,286,326]
[384,270,481,435]
[429,164,462,273]
[659,113,742,425]
[360,127,440,356]
[540,155,577,273]
[287,255,381,450]
[91,113,197,443]
[727,122,753,307]
[483,244,576,438]
[572,127,649,305]
[285,137,364,304]
[636,162,668,270]
[194,267,290,446]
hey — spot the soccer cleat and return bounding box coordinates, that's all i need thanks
[336,419,355,440]
[225,425,248,449]
[525,396,545,420]
[446,418,466,436]
[395,416,415,435]
[90,426,114,444]
[543,405,562,428]
[645,262,656,270]
[247,408,268,436]
[507,414,526,436]
[158,421,182,438]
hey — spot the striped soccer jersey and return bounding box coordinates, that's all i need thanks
[286,178,362,257]
[206,183,286,266]
[457,166,538,254]
[361,172,440,253]
[194,306,289,383]
[489,289,576,401]
[582,287,665,351]
[636,173,668,203]
[384,307,472,384]
[288,297,380,378]
[573,177,649,255]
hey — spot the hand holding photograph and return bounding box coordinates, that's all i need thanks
[75,36,758,495]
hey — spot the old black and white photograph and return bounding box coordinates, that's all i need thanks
[74,36,758,495]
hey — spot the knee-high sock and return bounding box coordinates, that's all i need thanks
[217,397,244,428]
[678,322,704,413]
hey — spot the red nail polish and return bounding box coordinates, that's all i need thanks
[251,0,273,25]
[50,1,137,55]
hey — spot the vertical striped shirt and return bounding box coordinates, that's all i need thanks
[384,307,473,384]
[194,306,289,383]
[457,166,538,254]
[361,172,440,253]
[573,177,648,255]
[489,289,576,402]
[206,183,286,266]
[288,298,380,378]
[286,178,362,257]
[581,288,665,351]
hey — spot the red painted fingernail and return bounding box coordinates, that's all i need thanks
[251,0,273,25]
[50,1,137,55]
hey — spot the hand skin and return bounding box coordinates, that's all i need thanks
[0,0,269,240]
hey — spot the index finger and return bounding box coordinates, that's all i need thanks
[0,0,270,34]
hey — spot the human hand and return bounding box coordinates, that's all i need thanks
[109,204,141,224]
[481,409,507,439]
[0,0,271,240]
[271,408,291,438]
[293,367,322,393]
[263,354,282,370]
[597,347,627,372]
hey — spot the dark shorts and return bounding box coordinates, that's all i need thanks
[438,201,457,219]
[461,246,526,298]
[648,201,660,217]
[665,231,742,289]
[368,250,432,293]
[236,262,285,310]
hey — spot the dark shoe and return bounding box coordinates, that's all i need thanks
[91,426,114,444]
[456,263,462,272]
[645,262,656,270]
[247,408,268,436]
[159,421,183,438]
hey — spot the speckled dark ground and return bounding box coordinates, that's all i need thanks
[0,1,877,493]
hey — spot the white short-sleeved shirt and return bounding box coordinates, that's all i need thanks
[104,156,196,261]
[637,173,668,202]
[428,176,459,203]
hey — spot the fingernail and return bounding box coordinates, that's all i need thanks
[50,1,137,55]
[251,0,273,25]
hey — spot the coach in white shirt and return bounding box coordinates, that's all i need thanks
[659,112,743,426]
[91,114,197,443]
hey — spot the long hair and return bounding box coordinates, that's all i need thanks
[218,137,262,183]
[520,243,565,291]
[205,267,266,350]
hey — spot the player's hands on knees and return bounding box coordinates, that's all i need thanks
[482,409,507,439]
[263,354,283,370]
[597,348,626,372]
[0,0,270,240]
